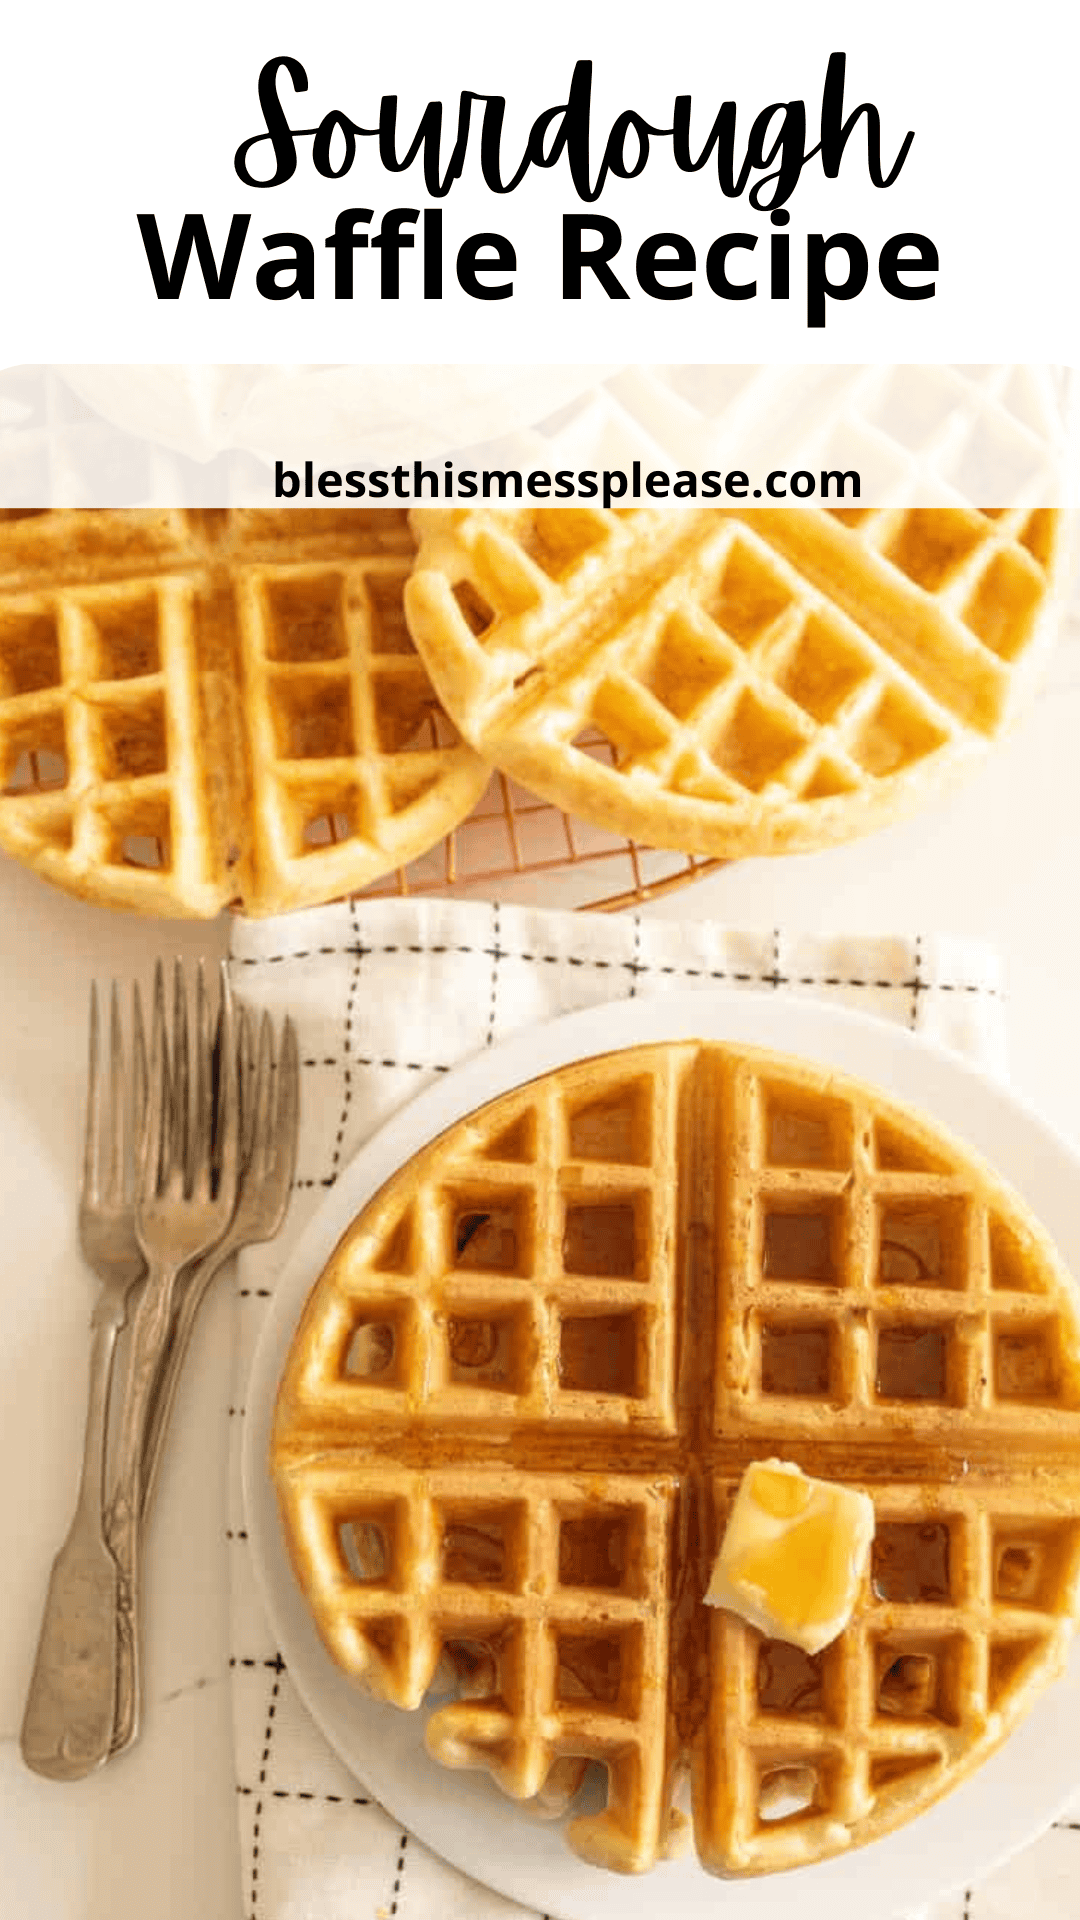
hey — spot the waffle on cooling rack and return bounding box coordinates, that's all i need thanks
[405,505,1071,858]
[272,1043,1080,1876]
[0,509,487,915]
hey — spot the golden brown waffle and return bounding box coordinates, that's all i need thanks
[405,506,1072,858]
[0,508,487,916]
[272,1044,1080,1876]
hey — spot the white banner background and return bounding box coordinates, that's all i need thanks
[2,0,1078,364]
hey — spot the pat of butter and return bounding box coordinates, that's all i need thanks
[705,1460,875,1655]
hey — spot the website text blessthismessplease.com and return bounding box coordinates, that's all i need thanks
[274,460,861,508]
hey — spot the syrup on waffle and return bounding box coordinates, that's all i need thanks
[0,508,487,916]
[272,1044,1080,1876]
[404,505,1072,859]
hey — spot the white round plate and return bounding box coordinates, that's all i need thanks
[244,990,1080,1920]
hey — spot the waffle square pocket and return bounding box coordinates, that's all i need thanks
[273,1043,1080,1876]
[404,505,1072,860]
[0,509,487,915]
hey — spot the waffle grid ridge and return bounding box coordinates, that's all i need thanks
[720,1055,1080,1437]
[273,1044,1080,1875]
[405,505,1068,860]
[0,508,487,914]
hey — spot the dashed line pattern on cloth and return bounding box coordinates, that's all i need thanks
[388,1831,409,1917]
[627,912,643,997]
[237,1784,371,1808]
[328,899,365,1186]
[249,1667,282,1919]
[911,929,925,1030]
[233,938,1000,999]
[485,902,502,1049]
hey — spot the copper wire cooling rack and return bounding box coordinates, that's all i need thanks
[359,767,725,911]
[3,729,727,914]
[357,724,727,912]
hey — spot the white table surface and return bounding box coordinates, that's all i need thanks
[4,610,1080,1920]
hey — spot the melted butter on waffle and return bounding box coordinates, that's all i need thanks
[705,1460,875,1655]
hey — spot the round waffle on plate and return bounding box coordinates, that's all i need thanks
[405,505,1073,859]
[271,1042,1080,1877]
[0,508,487,916]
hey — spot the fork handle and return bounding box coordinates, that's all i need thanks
[103,1247,233,1758]
[21,1313,123,1779]
[140,1242,232,1522]
[106,1254,185,1756]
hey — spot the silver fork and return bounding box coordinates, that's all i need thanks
[21,985,148,1781]
[106,961,241,1755]
[105,1004,299,1759]
[133,1006,299,1533]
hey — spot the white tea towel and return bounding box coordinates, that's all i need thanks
[225,897,1072,1920]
